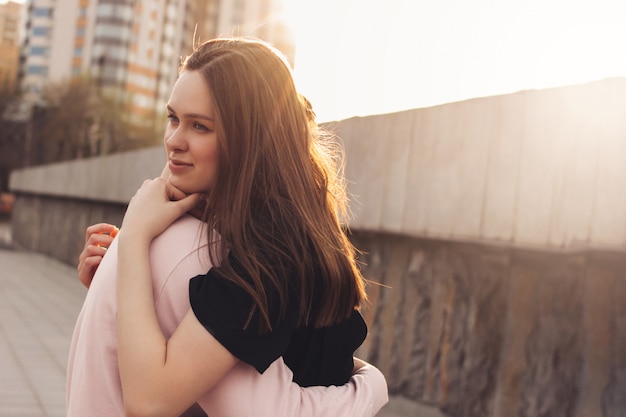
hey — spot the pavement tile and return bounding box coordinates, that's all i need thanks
[0,248,84,417]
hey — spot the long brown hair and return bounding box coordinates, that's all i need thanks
[181,38,366,331]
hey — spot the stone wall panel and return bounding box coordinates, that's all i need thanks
[518,257,584,417]
[350,231,625,417]
[12,195,125,266]
[601,268,626,417]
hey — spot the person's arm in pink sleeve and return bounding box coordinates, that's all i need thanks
[195,356,388,417]
[296,358,389,417]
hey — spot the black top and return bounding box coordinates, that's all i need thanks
[188,254,367,387]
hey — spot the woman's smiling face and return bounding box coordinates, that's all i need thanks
[164,70,219,195]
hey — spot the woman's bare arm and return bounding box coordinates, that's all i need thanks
[116,176,238,417]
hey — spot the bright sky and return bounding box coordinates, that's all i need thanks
[285,0,626,122]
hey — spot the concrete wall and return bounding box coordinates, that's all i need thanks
[336,77,626,252]
[9,146,166,204]
[9,77,626,417]
[352,231,626,417]
[12,78,626,253]
[9,146,165,264]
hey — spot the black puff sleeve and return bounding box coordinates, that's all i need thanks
[188,262,297,374]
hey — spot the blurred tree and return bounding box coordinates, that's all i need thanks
[0,87,27,191]
[0,76,163,189]
[32,76,161,165]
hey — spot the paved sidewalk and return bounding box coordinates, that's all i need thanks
[0,248,85,417]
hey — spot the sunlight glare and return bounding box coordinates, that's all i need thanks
[285,0,626,123]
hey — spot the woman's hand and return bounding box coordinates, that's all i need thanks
[77,223,119,288]
[120,172,200,244]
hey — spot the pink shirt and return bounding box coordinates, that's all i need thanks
[66,215,388,417]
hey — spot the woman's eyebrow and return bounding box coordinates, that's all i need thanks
[166,104,214,121]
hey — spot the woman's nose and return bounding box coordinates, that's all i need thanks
[165,127,187,151]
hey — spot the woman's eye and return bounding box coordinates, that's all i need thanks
[167,114,179,124]
[193,122,212,132]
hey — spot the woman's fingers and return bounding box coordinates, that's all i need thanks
[78,223,119,289]
[78,253,105,288]
[85,223,118,242]
[121,178,201,241]
[173,192,202,215]
[166,182,188,202]
[158,165,204,217]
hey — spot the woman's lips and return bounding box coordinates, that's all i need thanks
[168,159,192,172]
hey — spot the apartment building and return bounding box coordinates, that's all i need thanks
[18,0,294,125]
[19,0,75,102]
[0,1,22,93]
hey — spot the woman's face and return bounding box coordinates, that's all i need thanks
[164,70,219,195]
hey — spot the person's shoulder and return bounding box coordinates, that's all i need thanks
[154,215,208,249]
[162,214,205,235]
[150,215,213,277]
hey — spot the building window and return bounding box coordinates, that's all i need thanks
[32,27,49,36]
[94,23,131,42]
[74,47,83,57]
[97,3,113,16]
[26,65,48,76]
[33,8,53,18]
[30,46,48,56]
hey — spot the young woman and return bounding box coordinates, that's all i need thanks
[68,37,385,417]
